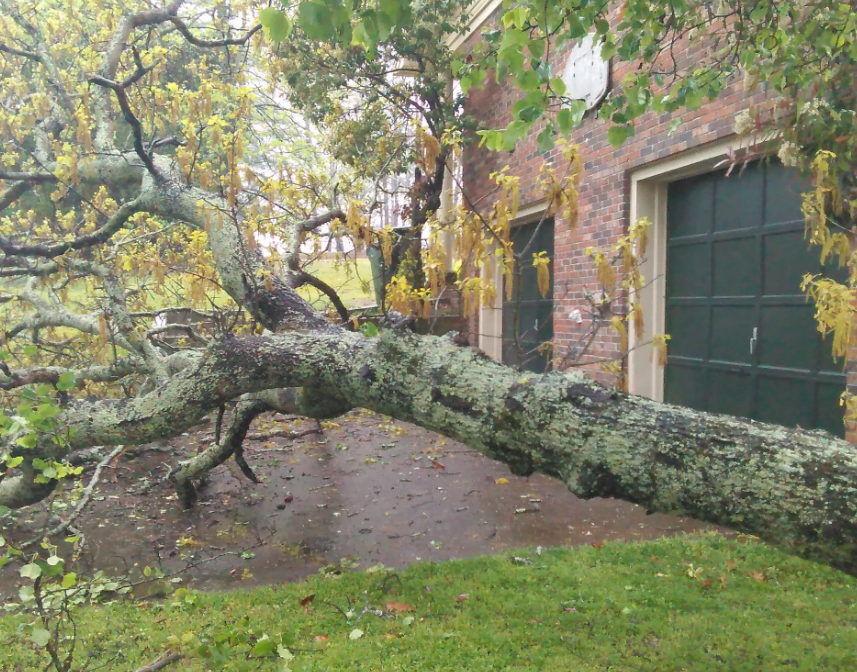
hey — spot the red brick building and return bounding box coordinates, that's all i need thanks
[457,4,852,439]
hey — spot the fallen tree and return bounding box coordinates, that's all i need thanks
[4,327,857,573]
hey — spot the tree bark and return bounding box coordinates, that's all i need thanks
[7,329,857,574]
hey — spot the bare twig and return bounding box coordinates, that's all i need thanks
[134,651,182,672]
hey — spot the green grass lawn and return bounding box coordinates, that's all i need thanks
[3,533,857,671]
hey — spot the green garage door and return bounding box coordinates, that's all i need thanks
[664,160,845,436]
[503,218,554,373]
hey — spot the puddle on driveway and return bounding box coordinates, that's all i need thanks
[0,410,716,597]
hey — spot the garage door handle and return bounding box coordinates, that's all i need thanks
[749,327,758,355]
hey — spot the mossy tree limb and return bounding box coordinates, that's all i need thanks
[5,329,857,573]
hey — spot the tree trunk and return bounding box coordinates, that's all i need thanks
[8,329,857,574]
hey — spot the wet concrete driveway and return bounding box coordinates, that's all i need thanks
[1,410,714,596]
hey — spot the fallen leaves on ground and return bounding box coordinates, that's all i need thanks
[386,601,415,613]
[300,594,315,607]
[494,477,509,485]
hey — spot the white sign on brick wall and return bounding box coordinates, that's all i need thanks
[562,33,610,111]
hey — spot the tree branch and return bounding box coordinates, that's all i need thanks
[0,197,142,258]
[0,42,39,60]
[295,270,352,328]
[88,75,161,178]
[167,17,262,48]
[0,170,58,184]
[0,180,33,212]
[0,359,144,391]
[169,397,270,506]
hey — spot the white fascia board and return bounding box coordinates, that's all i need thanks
[446,0,503,52]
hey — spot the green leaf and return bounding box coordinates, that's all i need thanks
[5,456,23,468]
[379,0,403,24]
[56,372,76,392]
[513,101,543,123]
[15,433,36,449]
[567,14,586,38]
[46,555,62,566]
[451,59,465,76]
[601,40,616,61]
[499,28,529,52]
[277,644,294,660]
[62,572,77,589]
[516,69,540,91]
[250,637,277,657]
[557,109,573,135]
[31,628,50,648]
[352,19,373,50]
[298,2,336,40]
[607,124,634,147]
[537,124,555,153]
[23,345,38,357]
[549,76,566,96]
[359,322,379,338]
[19,585,35,603]
[566,99,587,128]
[459,76,472,95]
[502,7,529,30]
[20,563,42,580]
[349,628,364,640]
[259,8,293,42]
[502,120,530,151]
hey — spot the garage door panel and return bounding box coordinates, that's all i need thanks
[665,364,708,411]
[667,305,709,359]
[756,375,814,429]
[708,369,753,418]
[759,305,818,371]
[667,243,709,298]
[714,165,764,232]
[711,305,755,364]
[713,238,757,296]
[667,174,713,238]
[763,230,820,296]
[765,163,808,226]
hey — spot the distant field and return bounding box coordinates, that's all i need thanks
[298,257,376,310]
